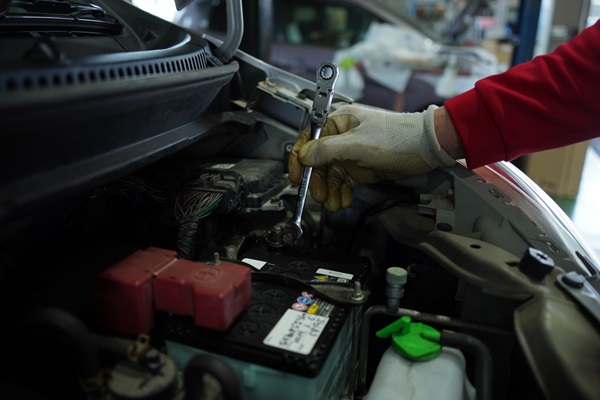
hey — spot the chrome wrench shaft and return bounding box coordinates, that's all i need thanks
[283,62,339,246]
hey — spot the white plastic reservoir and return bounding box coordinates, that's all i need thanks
[364,346,476,400]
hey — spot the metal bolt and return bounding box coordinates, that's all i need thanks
[350,281,364,302]
[266,224,285,247]
[386,267,407,313]
[143,349,162,373]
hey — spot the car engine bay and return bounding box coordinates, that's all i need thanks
[1,0,600,399]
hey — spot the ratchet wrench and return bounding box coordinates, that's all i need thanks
[283,62,339,246]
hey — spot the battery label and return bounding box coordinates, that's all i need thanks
[315,268,353,283]
[310,297,334,317]
[307,304,320,314]
[292,290,333,317]
[263,309,329,355]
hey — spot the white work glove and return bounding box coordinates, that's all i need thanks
[288,104,456,212]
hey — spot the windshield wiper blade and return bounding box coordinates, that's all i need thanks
[11,0,103,15]
[0,0,122,35]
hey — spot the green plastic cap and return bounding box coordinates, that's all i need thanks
[376,316,441,361]
[386,267,408,285]
[339,57,356,69]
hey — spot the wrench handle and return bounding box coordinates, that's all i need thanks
[283,63,338,246]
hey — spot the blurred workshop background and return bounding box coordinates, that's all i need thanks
[132,0,600,256]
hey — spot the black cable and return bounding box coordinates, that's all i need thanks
[251,271,365,306]
[345,197,411,253]
[236,229,265,258]
[174,185,224,259]
[441,331,494,400]
[22,307,101,383]
[99,174,166,204]
[178,217,200,260]
[93,334,132,361]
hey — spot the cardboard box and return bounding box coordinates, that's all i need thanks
[524,141,589,199]
[481,39,514,69]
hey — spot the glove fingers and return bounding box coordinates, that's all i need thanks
[324,163,347,212]
[300,131,364,167]
[341,176,358,209]
[298,112,361,167]
[289,114,352,182]
[290,108,362,205]
[309,166,328,204]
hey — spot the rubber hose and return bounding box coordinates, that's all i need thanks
[23,307,100,381]
[237,229,265,257]
[441,331,494,400]
[184,354,242,400]
[93,334,133,360]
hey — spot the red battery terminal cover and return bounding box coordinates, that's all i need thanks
[154,258,252,331]
[94,247,252,335]
[93,247,177,336]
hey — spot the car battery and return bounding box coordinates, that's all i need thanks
[165,242,370,400]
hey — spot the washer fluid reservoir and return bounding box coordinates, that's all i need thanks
[365,346,476,400]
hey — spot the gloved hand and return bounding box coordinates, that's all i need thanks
[288,104,456,212]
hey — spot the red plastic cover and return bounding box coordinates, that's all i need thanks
[154,259,252,331]
[93,247,177,335]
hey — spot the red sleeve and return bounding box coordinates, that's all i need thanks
[445,20,600,169]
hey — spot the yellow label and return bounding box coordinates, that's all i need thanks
[307,304,320,314]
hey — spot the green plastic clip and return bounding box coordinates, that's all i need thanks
[376,316,441,361]
[339,57,356,69]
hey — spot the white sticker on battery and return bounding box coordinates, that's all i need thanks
[263,309,329,355]
[241,258,267,270]
[316,268,353,281]
[210,163,235,169]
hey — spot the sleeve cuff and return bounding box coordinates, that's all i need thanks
[444,88,507,169]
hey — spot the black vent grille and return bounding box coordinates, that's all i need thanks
[1,50,208,93]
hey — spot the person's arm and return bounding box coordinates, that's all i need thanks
[445,20,600,169]
[289,21,600,211]
[434,106,464,160]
